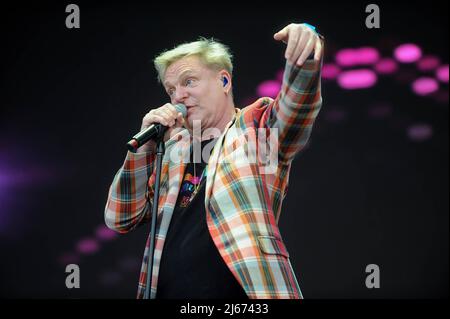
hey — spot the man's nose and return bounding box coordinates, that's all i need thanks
[173,87,188,103]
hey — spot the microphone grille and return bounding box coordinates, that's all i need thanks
[174,103,187,117]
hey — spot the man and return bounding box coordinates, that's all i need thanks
[105,22,324,299]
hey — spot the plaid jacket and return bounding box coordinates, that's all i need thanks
[105,57,322,299]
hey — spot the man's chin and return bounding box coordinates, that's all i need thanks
[186,115,205,129]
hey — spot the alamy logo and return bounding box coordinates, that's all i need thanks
[365,4,380,29]
[65,4,80,29]
[65,264,80,289]
[365,264,380,289]
[165,120,279,175]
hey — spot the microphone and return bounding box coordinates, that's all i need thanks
[126,103,187,152]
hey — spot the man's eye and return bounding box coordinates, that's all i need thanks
[167,89,174,96]
[186,78,195,86]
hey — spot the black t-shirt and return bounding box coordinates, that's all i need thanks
[156,138,248,299]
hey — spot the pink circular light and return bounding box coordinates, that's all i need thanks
[358,47,380,64]
[335,49,357,67]
[394,44,422,63]
[322,63,341,79]
[436,64,449,83]
[416,55,441,71]
[374,58,398,74]
[76,238,99,254]
[257,80,281,98]
[407,124,433,142]
[411,77,439,96]
[96,225,118,241]
[335,47,380,67]
[337,69,378,89]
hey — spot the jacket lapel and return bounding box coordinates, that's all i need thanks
[205,109,241,206]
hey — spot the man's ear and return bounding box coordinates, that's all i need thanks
[222,76,228,87]
[218,70,232,91]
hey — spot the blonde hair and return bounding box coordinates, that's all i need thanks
[154,37,233,83]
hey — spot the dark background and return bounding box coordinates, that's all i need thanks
[0,0,448,298]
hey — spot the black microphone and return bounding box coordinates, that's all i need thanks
[126,104,187,152]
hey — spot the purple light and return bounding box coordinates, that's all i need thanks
[324,108,347,123]
[0,171,13,187]
[374,58,398,74]
[337,69,378,89]
[96,224,118,241]
[58,253,80,265]
[416,55,441,71]
[411,77,439,96]
[322,63,341,79]
[436,64,449,83]
[394,44,422,63]
[0,170,15,227]
[0,152,60,238]
[335,49,358,67]
[76,238,100,255]
[358,47,380,64]
[368,103,393,119]
[335,47,380,67]
[257,80,281,98]
[407,124,433,142]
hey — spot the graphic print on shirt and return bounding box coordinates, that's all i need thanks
[178,172,203,208]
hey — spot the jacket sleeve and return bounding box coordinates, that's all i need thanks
[104,151,155,233]
[259,37,324,164]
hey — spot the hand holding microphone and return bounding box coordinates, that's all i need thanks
[127,103,187,153]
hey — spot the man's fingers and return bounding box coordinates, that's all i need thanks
[157,108,180,126]
[162,104,183,125]
[276,23,324,65]
[156,108,176,126]
[166,104,179,118]
[274,26,289,42]
[291,32,310,65]
[151,114,169,126]
[177,112,185,126]
[284,27,299,60]
[297,38,315,66]
[314,40,323,61]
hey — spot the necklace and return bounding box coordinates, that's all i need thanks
[191,139,206,194]
[192,163,207,194]
[178,137,213,208]
[178,163,207,208]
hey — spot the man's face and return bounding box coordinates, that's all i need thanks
[163,55,228,131]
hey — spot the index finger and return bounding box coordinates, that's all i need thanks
[285,27,300,60]
[314,40,323,61]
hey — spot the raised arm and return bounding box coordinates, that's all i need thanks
[260,23,324,164]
